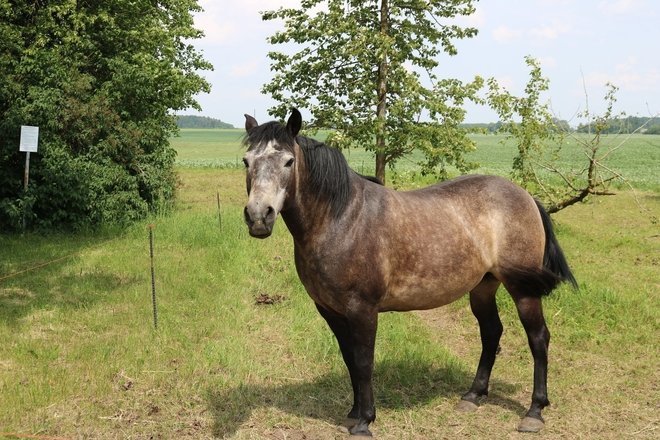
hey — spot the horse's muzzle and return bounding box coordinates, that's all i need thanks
[244,205,275,238]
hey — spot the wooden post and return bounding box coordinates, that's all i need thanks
[24,152,30,191]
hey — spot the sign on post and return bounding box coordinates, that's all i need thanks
[19,126,39,231]
[19,125,39,192]
[19,125,39,152]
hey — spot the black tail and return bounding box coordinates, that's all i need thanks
[535,200,578,289]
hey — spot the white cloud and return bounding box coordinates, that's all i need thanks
[492,22,569,44]
[598,0,645,14]
[492,25,523,43]
[584,57,660,92]
[529,23,569,40]
[195,16,237,45]
[194,0,301,46]
[492,24,570,43]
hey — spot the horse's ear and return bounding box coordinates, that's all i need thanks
[286,108,302,137]
[244,114,258,131]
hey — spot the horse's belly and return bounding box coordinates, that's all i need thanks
[379,272,484,312]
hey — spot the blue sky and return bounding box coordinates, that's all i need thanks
[188,0,660,127]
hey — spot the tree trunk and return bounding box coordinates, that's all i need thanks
[375,0,388,183]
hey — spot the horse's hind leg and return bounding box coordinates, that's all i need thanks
[457,277,503,412]
[508,291,551,433]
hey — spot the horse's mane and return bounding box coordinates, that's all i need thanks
[244,121,357,218]
[295,135,351,218]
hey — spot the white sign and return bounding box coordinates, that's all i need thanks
[19,125,39,152]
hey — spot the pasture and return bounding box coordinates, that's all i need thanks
[0,130,658,439]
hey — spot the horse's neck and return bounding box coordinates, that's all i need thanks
[280,193,334,245]
[281,175,361,248]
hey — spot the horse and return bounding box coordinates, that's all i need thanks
[241,109,577,437]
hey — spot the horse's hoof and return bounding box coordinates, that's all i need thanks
[517,416,545,432]
[349,424,373,437]
[455,399,479,413]
[343,417,359,428]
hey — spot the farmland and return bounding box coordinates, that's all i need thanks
[170,129,660,191]
[0,130,658,439]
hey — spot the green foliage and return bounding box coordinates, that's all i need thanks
[0,0,211,231]
[176,115,234,129]
[262,0,482,181]
[487,56,558,188]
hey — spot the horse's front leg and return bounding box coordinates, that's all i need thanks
[345,302,378,437]
[314,304,360,422]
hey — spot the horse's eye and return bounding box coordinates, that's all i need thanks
[242,158,249,168]
[284,158,294,168]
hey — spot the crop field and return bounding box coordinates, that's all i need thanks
[170,129,660,191]
[0,130,658,439]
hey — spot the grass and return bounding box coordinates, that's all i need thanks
[171,128,660,191]
[0,132,658,439]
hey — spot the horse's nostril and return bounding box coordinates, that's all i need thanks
[266,206,275,219]
[243,206,252,224]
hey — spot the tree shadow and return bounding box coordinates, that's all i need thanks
[207,358,527,437]
[0,264,140,324]
[0,231,140,325]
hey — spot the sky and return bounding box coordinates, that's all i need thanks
[186,0,660,128]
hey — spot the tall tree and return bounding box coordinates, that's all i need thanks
[0,0,211,230]
[262,0,482,182]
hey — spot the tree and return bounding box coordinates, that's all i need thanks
[536,83,659,213]
[262,0,482,182]
[0,0,211,231]
[488,59,646,213]
[487,56,558,189]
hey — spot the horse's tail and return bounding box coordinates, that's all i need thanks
[535,200,578,289]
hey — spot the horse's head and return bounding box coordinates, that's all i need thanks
[242,109,302,238]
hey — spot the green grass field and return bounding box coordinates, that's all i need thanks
[0,130,658,439]
[171,129,660,190]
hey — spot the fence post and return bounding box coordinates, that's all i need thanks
[217,191,222,229]
[148,224,158,329]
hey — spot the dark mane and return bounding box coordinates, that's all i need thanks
[243,121,294,151]
[296,135,352,218]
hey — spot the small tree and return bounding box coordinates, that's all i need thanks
[536,83,654,213]
[487,56,558,189]
[488,59,647,213]
[262,0,483,182]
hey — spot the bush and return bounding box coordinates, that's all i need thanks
[0,0,210,232]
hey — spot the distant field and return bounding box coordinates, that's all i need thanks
[171,129,660,190]
[170,129,247,167]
